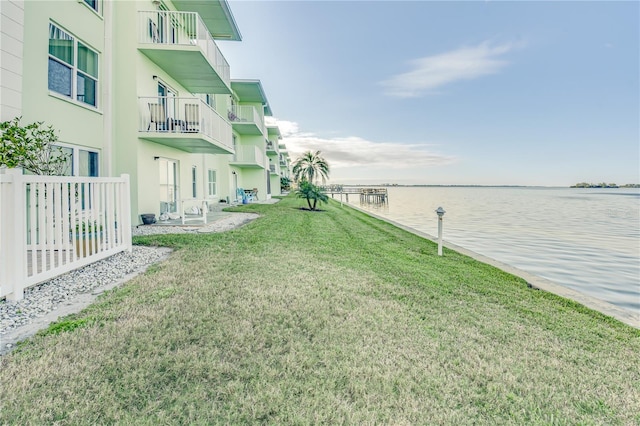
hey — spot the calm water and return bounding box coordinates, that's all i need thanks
[347,187,640,314]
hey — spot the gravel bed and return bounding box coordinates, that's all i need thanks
[131,212,258,236]
[0,246,169,335]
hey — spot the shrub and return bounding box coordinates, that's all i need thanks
[295,181,328,211]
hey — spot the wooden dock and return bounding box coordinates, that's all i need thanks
[321,186,388,204]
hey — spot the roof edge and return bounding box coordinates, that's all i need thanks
[218,0,242,41]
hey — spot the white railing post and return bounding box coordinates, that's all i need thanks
[0,170,12,298]
[120,174,132,253]
[6,169,26,300]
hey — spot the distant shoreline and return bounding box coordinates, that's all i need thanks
[328,184,640,189]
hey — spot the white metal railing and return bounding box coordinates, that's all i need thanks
[0,169,132,301]
[228,105,265,134]
[139,96,233,152]
[233,145,266,168]
[138,10,230,88]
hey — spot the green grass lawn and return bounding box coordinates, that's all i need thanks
[1,195,639,424]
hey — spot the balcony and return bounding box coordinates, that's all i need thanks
[227,105,264,135]
[138,11,231,94]
[231,146,266,169]
[269,164,279,175]
[266,140,279,153]
[138,96,233,154]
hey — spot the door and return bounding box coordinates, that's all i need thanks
[266,169,271,196]
[158,81,177,129]
[159,158,179,213]
[232,171,238,203]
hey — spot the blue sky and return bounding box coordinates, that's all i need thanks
[219,1,639,186]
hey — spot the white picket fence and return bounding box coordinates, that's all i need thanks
[0,169,132,300]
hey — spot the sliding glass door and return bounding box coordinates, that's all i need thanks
[159,158,178,214]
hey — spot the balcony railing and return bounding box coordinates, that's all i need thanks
[266,140,279,153]
[227,105,265,135]
[269,165,277,173]
[138,10,230,90]
[139,96,233,153]
[232,145,266,168]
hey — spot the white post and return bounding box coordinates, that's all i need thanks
[435,207,446,256]
[0,170,10,297]
[6,169,26,300]
[120,174,132,253]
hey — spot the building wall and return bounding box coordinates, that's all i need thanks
[233,131,268,198]
[13,0,284,224]
[202,151,232,203]
[0,0,24,121]
[21,0,105,160]
[267,152,282,196]
[269,173,282,196]
[111,0,240,223]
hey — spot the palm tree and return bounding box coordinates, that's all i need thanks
[292,150,330,185]
[295,181,329,211]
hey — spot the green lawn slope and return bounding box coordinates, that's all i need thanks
[1,195,638,424]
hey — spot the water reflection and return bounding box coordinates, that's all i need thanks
[350,187,640,314]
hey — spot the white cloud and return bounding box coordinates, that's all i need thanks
[269,118,456,174]
[265,117,299,136]
[380,41,521,98]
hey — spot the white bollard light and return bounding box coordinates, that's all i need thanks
[435,207,446,256]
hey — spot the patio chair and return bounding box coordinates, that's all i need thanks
[185,103,199,132]
[148,103,166,131]
[251,188,259,201]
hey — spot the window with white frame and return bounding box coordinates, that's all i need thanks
[55,145,100,176]
[79,149,99,176]
[192,166,197,198]
[82,0,100,13]
[232,134,238,161]
[48,23,99,107]
[207,169,217,197]
[205,94,216,109]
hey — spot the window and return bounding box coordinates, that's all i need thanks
[83,0,99,13]
[54,145,99,176]
[205,94,216,109]
[149,6,177,44]
[228,96,238,121]
[157,81,177,129]
[232,134,238,161]
[208,170,217,197]
[48,23,99,107]
[79,149,99,177]
[55,146,74,176]
[192,166,197,198]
